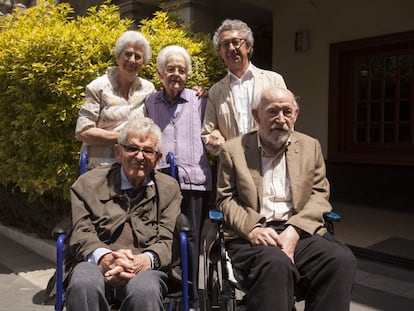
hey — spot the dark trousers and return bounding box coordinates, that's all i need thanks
[226,232,357,311]
[180,190,209,308]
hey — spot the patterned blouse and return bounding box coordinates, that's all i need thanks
[75,67,155,169]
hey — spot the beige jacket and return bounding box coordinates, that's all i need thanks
[216,131,332,241]
[201,64,286,141]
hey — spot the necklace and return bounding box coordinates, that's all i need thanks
[120,89,129,100]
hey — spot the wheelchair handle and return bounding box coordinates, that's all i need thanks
[166,152,176,179]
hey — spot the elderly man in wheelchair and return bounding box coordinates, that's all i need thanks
[61,116,184,311]
[206,87,356,311]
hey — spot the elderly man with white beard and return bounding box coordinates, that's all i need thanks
[215,87,356,311]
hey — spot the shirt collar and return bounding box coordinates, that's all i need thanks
[120,166,154,190]
[107,66,142,92]
[158,88,188,105]
[228,63,254,82]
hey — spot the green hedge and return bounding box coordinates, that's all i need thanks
[0,0,225,235]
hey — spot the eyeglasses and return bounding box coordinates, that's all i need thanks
[219,38,246,49]
[121,145,158,159]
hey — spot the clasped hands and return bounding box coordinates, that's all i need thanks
[98,249,151,288]
[248,225,300,263]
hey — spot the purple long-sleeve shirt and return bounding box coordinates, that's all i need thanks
[144,88,212,191]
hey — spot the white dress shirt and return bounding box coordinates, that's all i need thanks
[229,65,254,135]
[259,136,294,221]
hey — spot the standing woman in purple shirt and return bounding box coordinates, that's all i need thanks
[136,45,212,310]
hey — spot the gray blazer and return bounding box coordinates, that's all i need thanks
[216,131,332,241]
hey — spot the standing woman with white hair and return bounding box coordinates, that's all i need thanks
[75,30,155,169]
[137,45,212,310]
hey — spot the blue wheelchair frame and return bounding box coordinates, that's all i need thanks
[54,151,190,311]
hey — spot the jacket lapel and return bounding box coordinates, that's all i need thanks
[219,75,239,131]
[251,65,264,104]
[286,133,300,208]
[243,133,263,210]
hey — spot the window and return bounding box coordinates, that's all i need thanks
[328,31,414,165]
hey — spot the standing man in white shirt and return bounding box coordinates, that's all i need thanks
[202,19,287,152]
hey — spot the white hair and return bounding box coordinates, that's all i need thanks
[114,31,152,64]
[156,45,192,75]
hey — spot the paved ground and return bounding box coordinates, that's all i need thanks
[1,201,413,310]
[0,232,55,311]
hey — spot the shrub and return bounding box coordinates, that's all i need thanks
[0,0,226,235]
[0,0,131,195]
[0,0,132,233]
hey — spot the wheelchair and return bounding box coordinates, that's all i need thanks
[202,209,341,311]
[52,151,192,311]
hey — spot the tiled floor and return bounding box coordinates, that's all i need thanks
[332,201,414,249]
[226,254,414,311]
[0,233,55,310]
[0,202,413,310]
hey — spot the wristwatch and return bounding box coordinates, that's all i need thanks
[145,250,160,270]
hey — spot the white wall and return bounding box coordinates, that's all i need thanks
[272,0,414,156]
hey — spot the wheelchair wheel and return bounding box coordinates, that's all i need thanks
[206,262,236,311]
[206,262,220,310]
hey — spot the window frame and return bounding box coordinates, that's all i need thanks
[328,31,414,166]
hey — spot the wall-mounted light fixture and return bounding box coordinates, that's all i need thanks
[295,30,310,52]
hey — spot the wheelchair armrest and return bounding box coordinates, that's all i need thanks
[210,209,341,226]
[323,211,341,235]
[176,213,191,233]
[209,209,224,222]
[323,211,341,222]
[52,217,71,240]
